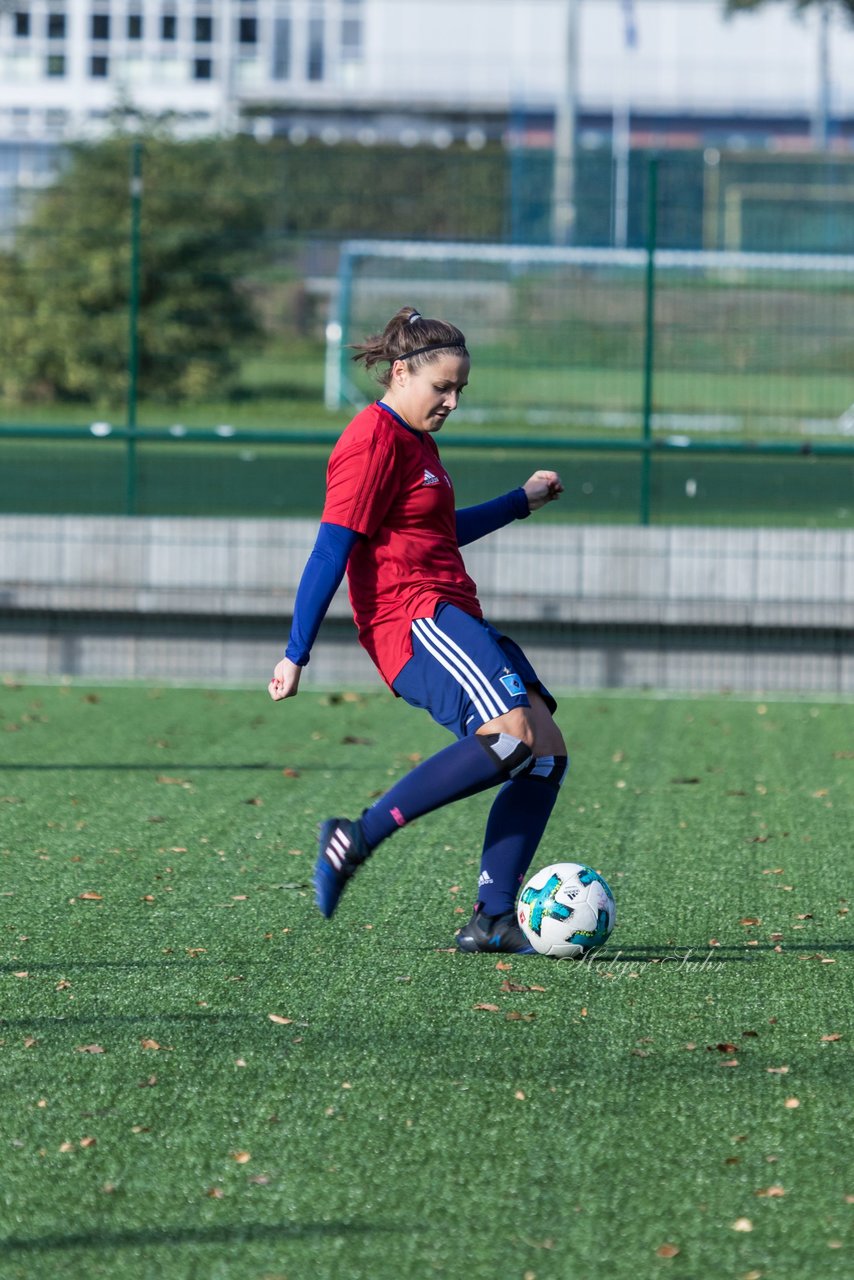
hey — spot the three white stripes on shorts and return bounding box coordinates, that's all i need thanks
[411,616,511,724]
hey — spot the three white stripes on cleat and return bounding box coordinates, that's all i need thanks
[326,828,351,871]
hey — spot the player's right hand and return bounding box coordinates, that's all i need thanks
[268,657,302,701]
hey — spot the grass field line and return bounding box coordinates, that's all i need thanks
[6,673,854,705]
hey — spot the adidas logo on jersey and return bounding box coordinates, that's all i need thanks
[422,469,440,486]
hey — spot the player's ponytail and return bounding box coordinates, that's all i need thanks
[352,306,468,387]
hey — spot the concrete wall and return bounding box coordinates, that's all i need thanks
[1,515,852,693]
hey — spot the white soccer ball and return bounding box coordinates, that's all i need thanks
[517,861,616,958]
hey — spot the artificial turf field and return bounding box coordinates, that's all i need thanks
[0,681,851,1280]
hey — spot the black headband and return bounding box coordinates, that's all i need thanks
[397,342,465,361]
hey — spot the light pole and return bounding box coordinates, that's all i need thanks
[551,0,579,245]
[612,0,638,248]
[812,0,831,150]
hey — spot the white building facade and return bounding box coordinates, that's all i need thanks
[1,0,853,144]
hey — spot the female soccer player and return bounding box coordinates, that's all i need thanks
[268,306,567,953]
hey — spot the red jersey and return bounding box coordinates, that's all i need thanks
[321,401,482,686]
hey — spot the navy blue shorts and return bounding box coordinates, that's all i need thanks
[392,602,557,740]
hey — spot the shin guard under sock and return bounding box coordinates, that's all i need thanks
[358,731,532,851]
[475,755,569,916]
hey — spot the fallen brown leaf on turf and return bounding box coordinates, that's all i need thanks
[75,1044,105,1054]
[755,1185,785,1197]
[821,1033,843,1042]
[232,1151,251,1164]
[655,1244,680,1258]
[140,1038,172,1051]
[784,1097,800,1108]
[720,1058,739,1068]
[732,1218,753,1232]
[78,892,103,901]
[767,1065,789,1074]
[472,1003,500,1012]
[80,1136,97,1149]
[268,1014,293,1025]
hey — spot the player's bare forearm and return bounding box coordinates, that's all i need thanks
[268,657,302,701]
[523,470,564,511]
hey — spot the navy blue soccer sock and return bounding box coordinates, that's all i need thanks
[358,733,528,851]
[475,756,569,917]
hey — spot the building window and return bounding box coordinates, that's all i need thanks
[341,0,362,63]
[14,11,30,37]
[90,54,109,76]
[161,12,177,40]
[91,13,110,41]
[239,16,257,44]
[45,108,69,135]
[272,16,291,80]
[47,12,67,39]
[193,57,212,79]
[194,15,213,42]
[128,12,143,39]
[341,18,361,62]
[47,53,66,76]
[307,13,324,81]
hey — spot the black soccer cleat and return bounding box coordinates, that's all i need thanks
[313,817,370,918]
[455,908,536,954]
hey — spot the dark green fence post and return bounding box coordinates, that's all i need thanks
[126,140,143,516]
[640,154,658,525]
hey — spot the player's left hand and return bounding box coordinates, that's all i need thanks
[523,470,564,511]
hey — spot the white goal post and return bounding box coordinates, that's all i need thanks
[324,239,854,441]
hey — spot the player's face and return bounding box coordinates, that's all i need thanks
[387,353,470,433]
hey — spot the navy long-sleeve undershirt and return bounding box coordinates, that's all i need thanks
[284,488,530,665]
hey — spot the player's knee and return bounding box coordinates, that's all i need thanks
[477,731,534,778]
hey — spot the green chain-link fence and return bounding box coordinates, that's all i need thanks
[3,139,854,525]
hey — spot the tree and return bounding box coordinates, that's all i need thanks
[725,0,854,19]
[0,133,267,405]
